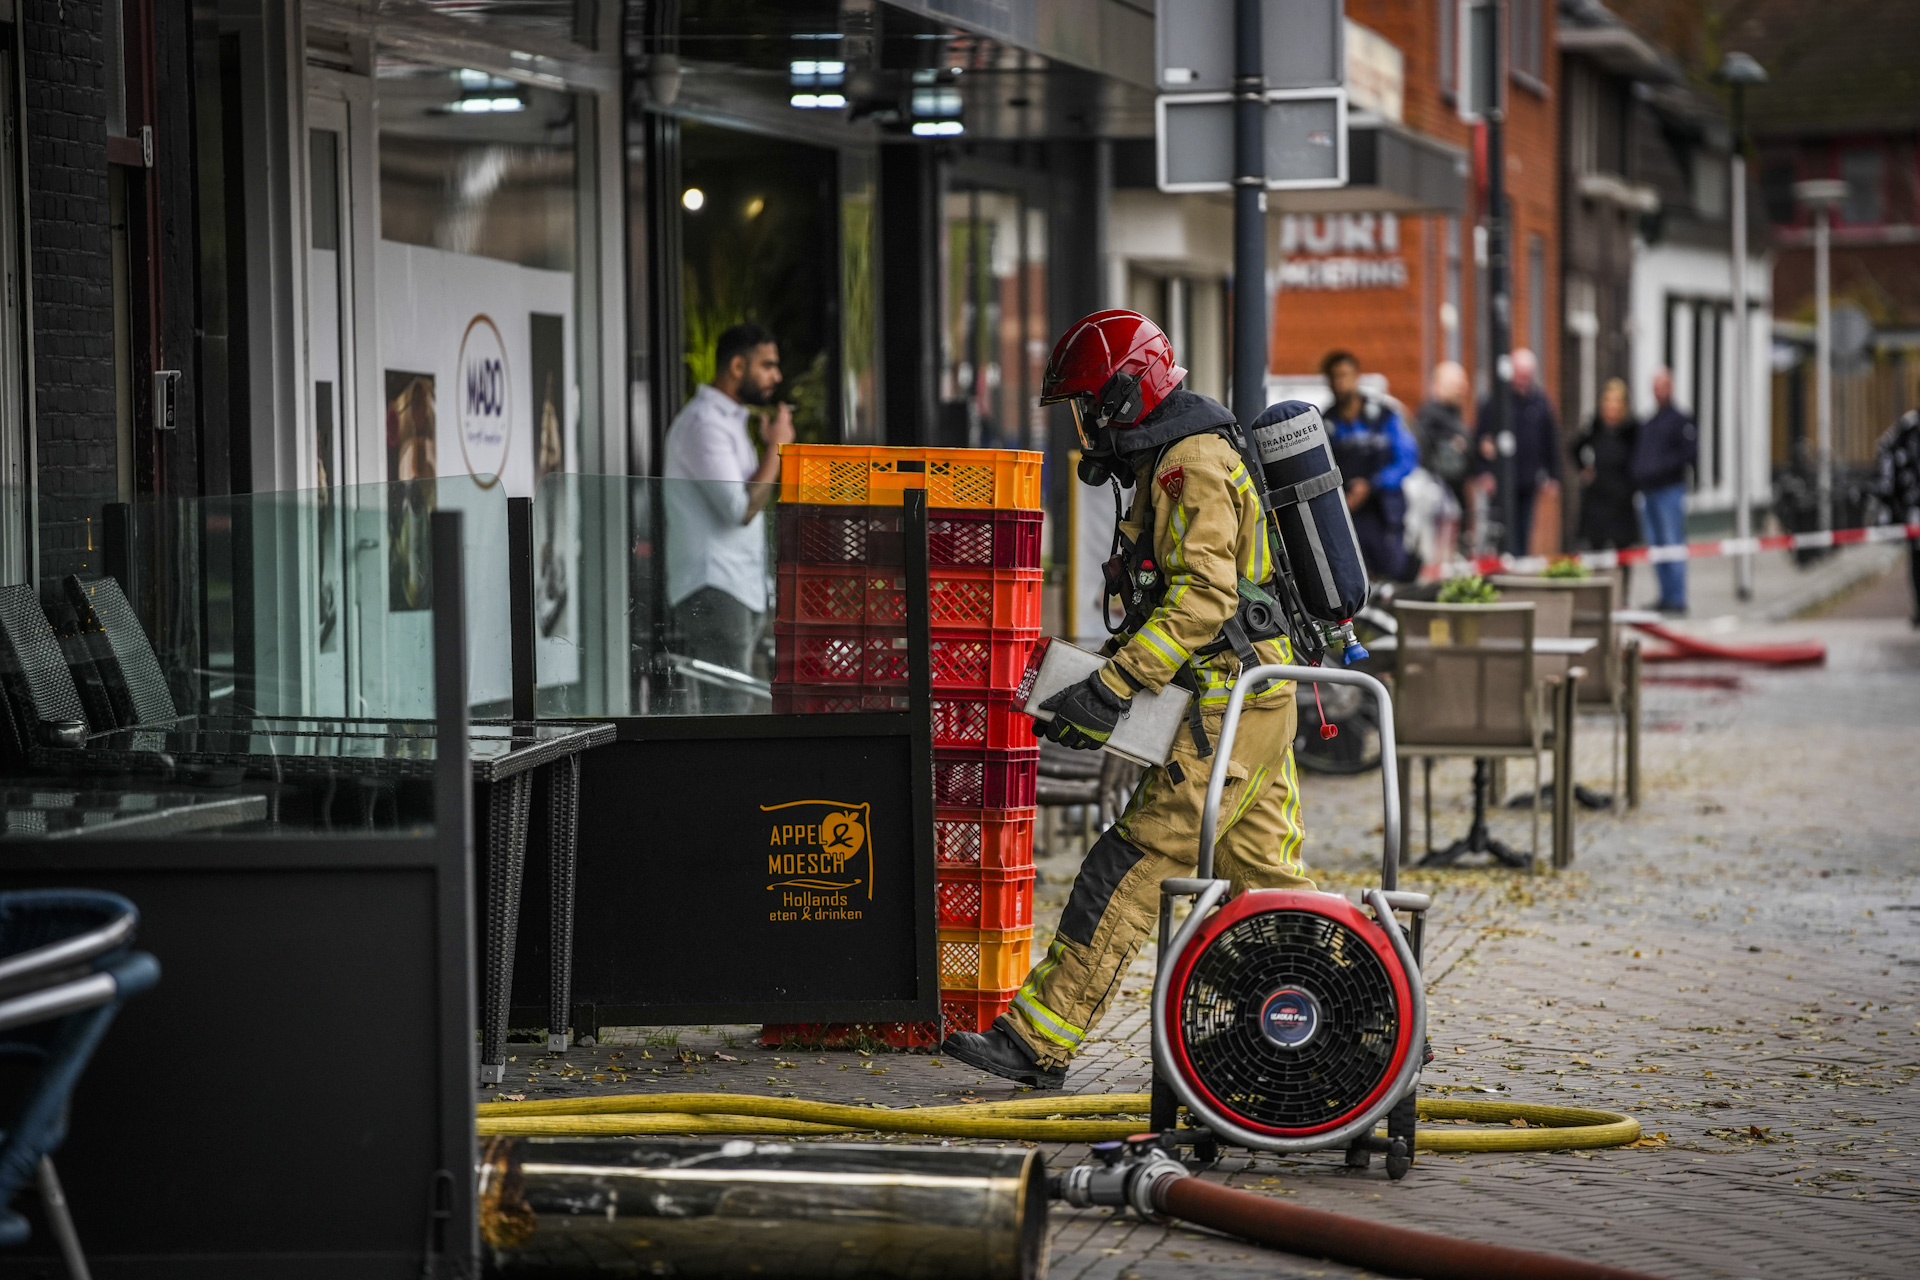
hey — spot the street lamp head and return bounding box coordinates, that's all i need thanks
[1715,51,1768,85]
[1793,179,1849,211]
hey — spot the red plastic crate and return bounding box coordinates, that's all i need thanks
[778,505,1044,571]
[934,748,1038,809]
[761,989,1019,1049]
[934,629,1040,692]
[775,563,872,626]
[928,509,1044,571]
[776,625,1039,692]
[771,685,906,714]
[777,564,1041,632]
[773,624,910,686]
[934,807,1036,870]
[936,865,1035,930]
[758,1021,940,1050]
[940,987,1019,1035]
[776,505,891,566]
[930,691,1030,751]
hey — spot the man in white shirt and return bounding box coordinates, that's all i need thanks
[663,323,795,712]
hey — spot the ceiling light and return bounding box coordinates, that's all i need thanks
[912,120,964,137]
[682,187,705,212]
[447,96,525,113]
[790,93,847,109]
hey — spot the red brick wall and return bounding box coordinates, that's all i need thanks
[1270,0,1561,425]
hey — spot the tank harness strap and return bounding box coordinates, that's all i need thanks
[1268,467,1344,508]
[1169,664,1212,758]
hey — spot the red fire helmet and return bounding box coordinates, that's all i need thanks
[1040,310,1188,446]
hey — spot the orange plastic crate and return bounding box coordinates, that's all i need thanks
[938,926,1034,991]
[934,807,1036,870]
[779,445,1043,510]
[777,564,1042,632]
[940,988,1019,1035]
[936,865,1035,931]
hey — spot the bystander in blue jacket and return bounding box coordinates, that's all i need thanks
[1322,349,1421,581]
[1631,368,1698,614]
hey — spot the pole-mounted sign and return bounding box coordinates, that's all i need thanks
[1155,0,1348,192]
[1157,0,1347,425]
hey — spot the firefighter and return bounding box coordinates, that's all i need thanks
[942,310,1311,1088]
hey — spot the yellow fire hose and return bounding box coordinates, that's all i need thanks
[476,1091,1640,1152]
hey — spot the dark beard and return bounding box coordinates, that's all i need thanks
[737,381,774,407]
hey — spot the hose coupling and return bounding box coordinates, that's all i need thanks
[1057,1134,1190,1221]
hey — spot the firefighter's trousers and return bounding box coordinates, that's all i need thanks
[1006,688,1311,1069]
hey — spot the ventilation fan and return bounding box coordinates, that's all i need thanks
[1150,664,1429,1178]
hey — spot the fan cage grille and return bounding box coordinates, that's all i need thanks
[1176,907,1404,1133]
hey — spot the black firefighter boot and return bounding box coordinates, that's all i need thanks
[941,1015,1066,1089]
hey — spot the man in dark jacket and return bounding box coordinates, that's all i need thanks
[1415,360,1473,508]
[1631,368,1698,614]
[1474,348,1561,552]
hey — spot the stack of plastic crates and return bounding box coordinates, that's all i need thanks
[764,445,1043,1051]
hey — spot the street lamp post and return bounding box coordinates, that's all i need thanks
[1793,179,1848,533]
[1717,51,1766,602]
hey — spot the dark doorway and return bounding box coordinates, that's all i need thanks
[678,121,840,443]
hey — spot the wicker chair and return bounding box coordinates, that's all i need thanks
[63,576,180,729]
[1390,600,1558,865]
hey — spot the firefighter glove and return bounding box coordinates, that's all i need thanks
[1036,668,1134,751]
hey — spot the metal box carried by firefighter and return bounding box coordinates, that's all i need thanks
[1019,637,1191,768]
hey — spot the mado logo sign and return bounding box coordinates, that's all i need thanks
[456,314,512,486]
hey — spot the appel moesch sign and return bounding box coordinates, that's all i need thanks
[457,314,512,486]
[761,799,873,925]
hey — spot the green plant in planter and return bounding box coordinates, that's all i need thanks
[1437,575,1501,604]
[1543,556,1592,580]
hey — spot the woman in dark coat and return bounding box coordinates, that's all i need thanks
[1575,378,1641,580]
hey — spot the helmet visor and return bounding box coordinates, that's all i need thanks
[1068,397,1101,452]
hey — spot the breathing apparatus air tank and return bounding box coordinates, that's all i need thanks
[1247,400,1371,630]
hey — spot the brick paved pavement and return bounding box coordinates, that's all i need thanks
[494,574,1920,1280]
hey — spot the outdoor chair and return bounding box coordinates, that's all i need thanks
[42,602,119,736]
[0,889,160,1272]
[1389,600,1566,865]
[0,585,91,764]
[63,576,179,729]
[1491,575,1627,809]
[1035,741,1138,857]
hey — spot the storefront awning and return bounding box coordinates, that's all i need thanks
[1268,120,1467,216]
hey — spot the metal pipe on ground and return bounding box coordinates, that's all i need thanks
[1156,1175,1670,1280]
[478,1138,1047,1279]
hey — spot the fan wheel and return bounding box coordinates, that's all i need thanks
[1175,906,1405,1135]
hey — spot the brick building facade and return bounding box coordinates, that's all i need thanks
[21,0,117,583]
[1270,0,1563,453]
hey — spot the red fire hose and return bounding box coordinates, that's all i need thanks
[1158,1176,1670,1280]
[1631,619,1825,666]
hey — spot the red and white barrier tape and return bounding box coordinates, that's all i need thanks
[1433,521,1920,581]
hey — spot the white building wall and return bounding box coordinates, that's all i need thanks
[1629,238,1773,515]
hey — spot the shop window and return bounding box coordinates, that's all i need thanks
[1527,233,1546,366]
[1438,0,1457,102]
[677,120,841,443]
[1839,146,1885,226]
[941,189,1047,452]
[1509,0,1543,87]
